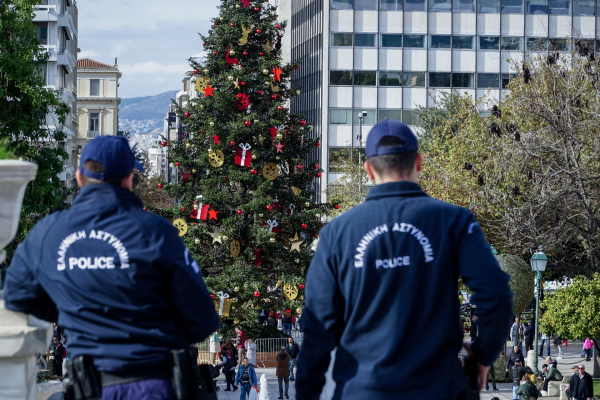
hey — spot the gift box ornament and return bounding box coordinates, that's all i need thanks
[190,195,210,221]
[262,219,280,239]
[214,291,234,316]
[235,143,252,167]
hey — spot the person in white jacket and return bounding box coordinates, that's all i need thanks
[245,338,257,367]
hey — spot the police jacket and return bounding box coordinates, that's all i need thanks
[295,181,513,400]
[4,184,219,372]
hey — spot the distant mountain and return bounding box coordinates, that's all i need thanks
[119,90,178,136]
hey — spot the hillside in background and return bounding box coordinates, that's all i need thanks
[119,90,178,136]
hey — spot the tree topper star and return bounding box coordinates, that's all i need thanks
[289,233,303,252]
[275,142,285,153]
[208,209,219,220]
[272,65,282,82]
[203,84,214,97]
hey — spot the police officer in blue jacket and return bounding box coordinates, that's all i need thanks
[296,120,513,400]
[4,136,219,400]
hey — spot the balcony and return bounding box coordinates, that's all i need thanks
[57,49,76,72]
[33,4,58,22]
[58,11,76,40]
[87,131,100,139]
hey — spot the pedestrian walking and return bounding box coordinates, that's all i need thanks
[583,338,593,361]
[276,346,291,399]
[235,357,257,400]
[470,316,478,343]
[295,120,513,399]
[485,362,498,391]
[210,331,221,365]
[218,349,238,392]
[3,136,219,399]
[554,335,563,359]
[245,338,256,367]
[564,365,579,399]
[511,318,526,351]
[235,326,247,366]
[511,359,527,400]
[524,321,534,352]
[568,364,593,400]
[506,345,525,373]
[286,337,300,382]
[539,332,551,357]
[224,338,238,365]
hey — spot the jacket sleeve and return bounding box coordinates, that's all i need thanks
[295,229,344,400]
[3,224,58,322]
[154,222,219,343]
[455,211,514,367]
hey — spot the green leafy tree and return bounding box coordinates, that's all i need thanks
[326,146,371,216]
[540,273,600,377]
[1,0,70,270]
[160,0,331,326]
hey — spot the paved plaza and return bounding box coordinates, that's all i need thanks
[214,340,595,400]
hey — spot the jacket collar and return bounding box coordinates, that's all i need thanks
[73,184,143,209]
[365,181,428,202]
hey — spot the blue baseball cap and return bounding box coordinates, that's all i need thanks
[79,136,144,180]
[366,119,419,159]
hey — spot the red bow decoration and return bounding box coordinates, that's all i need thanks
[252,246,263,266]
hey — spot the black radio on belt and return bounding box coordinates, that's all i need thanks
[63,355,102,400]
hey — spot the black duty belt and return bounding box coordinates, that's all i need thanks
[100,364,171,387]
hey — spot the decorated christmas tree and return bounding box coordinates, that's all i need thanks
[160,0,334,332]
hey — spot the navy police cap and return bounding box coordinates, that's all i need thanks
[79,136,144,181]
[366,119,419,159]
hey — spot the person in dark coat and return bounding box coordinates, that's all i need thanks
[568,364,593,400]
[511,359,527,400]
[470,316,478,343]
[505,345,525,372]
[524,321,534,352]
[52,337,65,377]
[564,365,579,399]
[285,337,300,382]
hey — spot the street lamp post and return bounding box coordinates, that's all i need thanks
[530,249,548,376]
[357,111,367,195]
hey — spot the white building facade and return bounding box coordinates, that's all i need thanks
[285,0,598,198]
[76,59,122,151]
[33,0,79,187]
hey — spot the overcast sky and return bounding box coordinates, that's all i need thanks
[77,0,221,99]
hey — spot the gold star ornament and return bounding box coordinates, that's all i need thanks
[211,228,224,244]
[289,232,303,252]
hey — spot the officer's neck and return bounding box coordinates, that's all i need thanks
[373,171,419,185]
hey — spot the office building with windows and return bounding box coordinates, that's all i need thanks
[285,0,598,197]
[33,0,79,187]
[76,58,122,154]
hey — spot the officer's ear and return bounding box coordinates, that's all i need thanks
[364,161,376,181]
[415,153,423,173]
[122,173,135,191]
[75,170,84,188]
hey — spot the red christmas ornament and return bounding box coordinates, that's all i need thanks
[240,81,246,86]
[316,142,321,147]
[297,164,303,170]
[271,94,277,100]
[300,120,307,125]
[254,6,260,11]
[181,207,187,211]
[143,207,147,211]
[237,210,243,215]
[243,51,248,56]
[184,112,190,118]
[213,51,218,55]
[244,120,251,127]
[234,93,251,111]
[157,184,163,189]
[277,106,283,111]
[175,162,180,167]
[194,69,199,75]
[250,169,257,174]
[210,294,215,299]
[266,205,272,211]
[295,65,300,70]
[335,204,340,209]
[259,52,264,56]
[276,24,282,29]
[161,141,167,147]
[256,29,262,34]
[231,23,235,27]
[211,24,215,29]
[258,90,263,95]
[302,223,307,229]
[201,130,205,134]
[203,42,206,46]
[230,141,236,146]
[286,309,291,313]
[299,284,305,290]
[314,163,319,169]
[317,172,322,177]
[314,233,319,238]
[254,291,260,297]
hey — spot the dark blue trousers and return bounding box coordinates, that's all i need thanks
[101,379,175,400]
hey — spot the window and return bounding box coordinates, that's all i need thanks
[403,72,426,86]
[378,109,403,121]
[381,34,403,47]
[330,109,353,124]
[527,37,548,51]
[353,110,377,125]
[329,148,366,172]
[405,0,427,11]
[453,36,475,49]
[89,112,100,132]
[36,25,48,45]
[478,0,500,12]
[379,71,403,86]
[479,110,492,117]
[90,79,100,96]
[404,35,426,48]
[501,73,517,88]
[479,36,500,50]
[380,0,403,9]
[549,0,571,14]
[331,0,354,9]
[453,73,474,87]
[330,71,353,85]
[549,38,568,51]
[403,110,420,125]
[502,0,524,13]
[573,0,594,14]
[355,34,377,47]
[429,72,451,87]
[501,37,522,50]
[527,0,548,13]
[354,71,377,85]
[332,33,353,46]
[430,0,452,11]
[355,0,378,9]
[430,35,452,48]
[454,0,476,12]
[477,73,500,88]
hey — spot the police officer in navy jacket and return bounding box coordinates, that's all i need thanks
[4,136,219,399]
[296,120,513,400]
